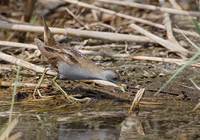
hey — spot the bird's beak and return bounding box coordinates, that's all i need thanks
[95,80,127,92]
[118,83,127,92]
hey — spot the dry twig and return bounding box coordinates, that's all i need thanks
[65,8,89,29]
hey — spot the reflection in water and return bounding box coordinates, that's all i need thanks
[119,113,145,140]
[0,97,200,140]
[58,127,119,140]
[5,115,121,140]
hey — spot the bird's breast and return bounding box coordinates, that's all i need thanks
[57,62,102,80]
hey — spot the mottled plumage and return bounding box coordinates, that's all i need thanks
[34,19,119,83]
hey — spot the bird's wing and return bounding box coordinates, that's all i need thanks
[34,38,62,68]
[41,17,97,70]
[61,46,103,73]
[35,38,103,74]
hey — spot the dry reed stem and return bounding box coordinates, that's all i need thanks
[97,0,199,17]
[0,40,36,49]
[65,8,89,29]
[0,40,129,57]
[0,21,153,42]
[168,0,182,10]
[0,80,48,88]
[164,13,179,44]
[62,0,199,38]
[192,102,200,112]
[129,23,189,57]
[129,88,145,113]
[131,55,200,67]
[161,2,184,57]
[0,51,57,75]
[9,66,20,124]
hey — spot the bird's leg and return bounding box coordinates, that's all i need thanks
[52,76,79,103]
[52,76,91,103]
[33,68,50,99]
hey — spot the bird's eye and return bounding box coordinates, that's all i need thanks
[112,76,118,81]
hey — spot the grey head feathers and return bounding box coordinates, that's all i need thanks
[100,70,119,83]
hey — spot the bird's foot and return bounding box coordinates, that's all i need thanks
[65,95,91,104]
[52,77,90,103]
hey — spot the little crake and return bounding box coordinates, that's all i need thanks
[34,20,119,83]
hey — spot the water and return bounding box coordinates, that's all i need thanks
[0,95,200,140]
[1,46,200,139]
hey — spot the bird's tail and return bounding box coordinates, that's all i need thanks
[34,38,50,57]
[42,17,56,46]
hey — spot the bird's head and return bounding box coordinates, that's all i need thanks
[101,70,120,83]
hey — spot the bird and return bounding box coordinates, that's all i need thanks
[34,19,119,84]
